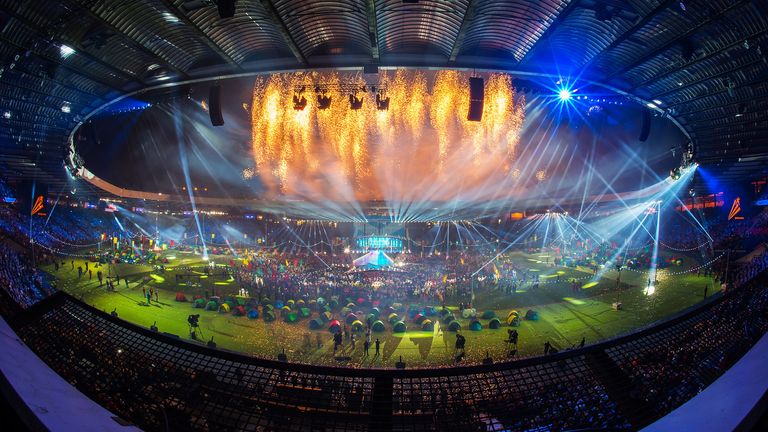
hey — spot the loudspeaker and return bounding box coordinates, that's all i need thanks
[363,64,378,74]
[217,0,237,18]
[468,77,484,122]
[639,109,651,142]
[209,85,224,126]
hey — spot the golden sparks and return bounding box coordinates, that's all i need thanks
[251,69,526,201]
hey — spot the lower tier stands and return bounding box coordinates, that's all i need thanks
[2,277,766,432]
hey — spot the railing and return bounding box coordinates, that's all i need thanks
[2,280,767,431]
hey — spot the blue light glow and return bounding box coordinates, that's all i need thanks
[558,88,572,101]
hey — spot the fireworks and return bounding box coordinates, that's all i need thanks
[250,69,526,201]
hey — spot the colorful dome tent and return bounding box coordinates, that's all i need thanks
[247,309,259,319]
[260,297,271,306]
[321,311,333,322]
[351,320,364,331]
[442,313,456,324]
[287,299,295,309]
[421,319,434,331]
[205,300,218,311]
[408,305,422,319]
[233,305,245,316]
[414,314,426,324]
[507,315,520,326]
[309,318,323,330]
[352,250,394,269]
[388,313,399,324]
[346,312,358,324]
[393,321,407,333]
[469,320,483,331]
[299,307,311,318]
[175,292,187,302]
[328,319,342,333]
[264,310,277,322]
[194,298,206,308]
[488,318,502,329]
[448,321,461,331]
[525,309,539,320]
[284,312,298,323]
[275,300,284,309]
[424,306,437,316]
[371,320,385,332]
[369,307,381,318]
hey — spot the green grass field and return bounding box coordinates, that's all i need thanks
[46,250,716,368]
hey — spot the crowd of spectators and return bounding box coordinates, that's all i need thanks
[0,242,54,308]
[612,276,768,417]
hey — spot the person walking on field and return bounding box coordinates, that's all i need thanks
[375,338,381,357]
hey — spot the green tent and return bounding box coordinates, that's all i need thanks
[194,298,206,308]
[284,312,298,323]
[299,307,311,318]
[448,321,461,331]
[372,320,385,332]
[393,321,406,333]
[205,300,218,311]
[488,317,502,329]
[442,314,456,324]
[388,313,399,324]
[469,320,482,331]
[309,318,323,330]
[264,310,276,322]
[482,310,498,320]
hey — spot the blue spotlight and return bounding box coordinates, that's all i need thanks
[558,88,572,101]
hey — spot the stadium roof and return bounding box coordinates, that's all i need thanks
[1,0,767,190]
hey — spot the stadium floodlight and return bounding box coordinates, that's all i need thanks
[59,44,75,59]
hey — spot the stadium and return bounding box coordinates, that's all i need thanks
[0,1,767,431]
